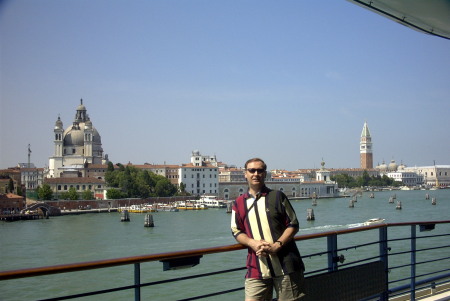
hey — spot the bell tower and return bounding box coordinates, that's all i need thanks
[360,121,373,169]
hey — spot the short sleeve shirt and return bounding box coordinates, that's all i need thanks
[231,186,304,279]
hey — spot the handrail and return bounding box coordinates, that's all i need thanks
[2,220,450,301]
[0,244,245,281]
[1,221,449,281]
[0,224,391,281]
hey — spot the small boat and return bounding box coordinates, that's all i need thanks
[364,218,385,226]
[176,202,208,210]
[155,203,179,212]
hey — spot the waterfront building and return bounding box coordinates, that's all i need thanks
[0,193,25,214]
[20,167,45,191]
[360,121,373,169]
[44,177,106,200]
[404,165,450,187]
[180,165,218,196]
[48,99,108,178]
[218,161,338,200]
[218,168,246,182]
[386,171,423,186]
[218,179,338,200]
[179,151,219,195]
[271,169,310,182]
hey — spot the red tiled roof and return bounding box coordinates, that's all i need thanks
[0,193,24,200]
[45,178,105,184]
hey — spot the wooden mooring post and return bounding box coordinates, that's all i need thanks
[121,210,130,222]
[144,214,154,227]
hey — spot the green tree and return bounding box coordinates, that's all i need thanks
[82,189,94,200]
[61,187,79,200]
[362,170,371,186]
[104,163,178,198]
[331,174,357,188]
[37,184,54,200]
[106,188,124,199]
[154,178,177,197]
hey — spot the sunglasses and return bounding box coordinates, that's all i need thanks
[246,168,266,174]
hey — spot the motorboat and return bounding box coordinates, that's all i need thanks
[193,195,227,208]
[363,218,385,226]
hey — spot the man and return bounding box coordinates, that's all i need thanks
[231,158,305,301]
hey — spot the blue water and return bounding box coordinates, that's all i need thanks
[1,189,449,300]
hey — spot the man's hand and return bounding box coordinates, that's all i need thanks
[254,240,282,257]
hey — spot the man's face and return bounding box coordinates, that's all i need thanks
[245,161,266,188]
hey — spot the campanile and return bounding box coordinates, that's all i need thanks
[360,121,373,169]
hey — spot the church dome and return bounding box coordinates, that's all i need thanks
[388,160,398,171]
[377,161,388,172]
[63,123,101,146]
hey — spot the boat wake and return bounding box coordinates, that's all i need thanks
[300,223,365,232]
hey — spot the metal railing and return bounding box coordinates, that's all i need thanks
[1,221,450,301]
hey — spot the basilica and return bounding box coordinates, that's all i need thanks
[48,99,108,178]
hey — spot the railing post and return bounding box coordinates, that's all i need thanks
[327,234,338,272]
[379,227,389,301]
[134,263,141,301]
[410,225,417,301]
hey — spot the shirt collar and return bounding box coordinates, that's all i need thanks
[244,185,270,199]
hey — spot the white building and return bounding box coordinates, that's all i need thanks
[179,151,219,195]
[405,165,450,187]
[387,171,423,186]
[48,99,108,178]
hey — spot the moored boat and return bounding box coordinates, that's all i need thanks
[118,204,155,213]
[176,201,208,210]
[193,195,227,208]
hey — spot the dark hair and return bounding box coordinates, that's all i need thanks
[244,158,267,170]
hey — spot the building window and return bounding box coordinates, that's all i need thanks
[58,185,61,190]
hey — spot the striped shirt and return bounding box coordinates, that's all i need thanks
[231,186,304,279]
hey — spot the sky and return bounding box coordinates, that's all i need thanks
[1,1,449,171]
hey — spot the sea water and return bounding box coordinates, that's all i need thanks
[1,189,450,300]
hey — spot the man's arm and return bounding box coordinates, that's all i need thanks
[235,233,270,255]
[263,226,298,254]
